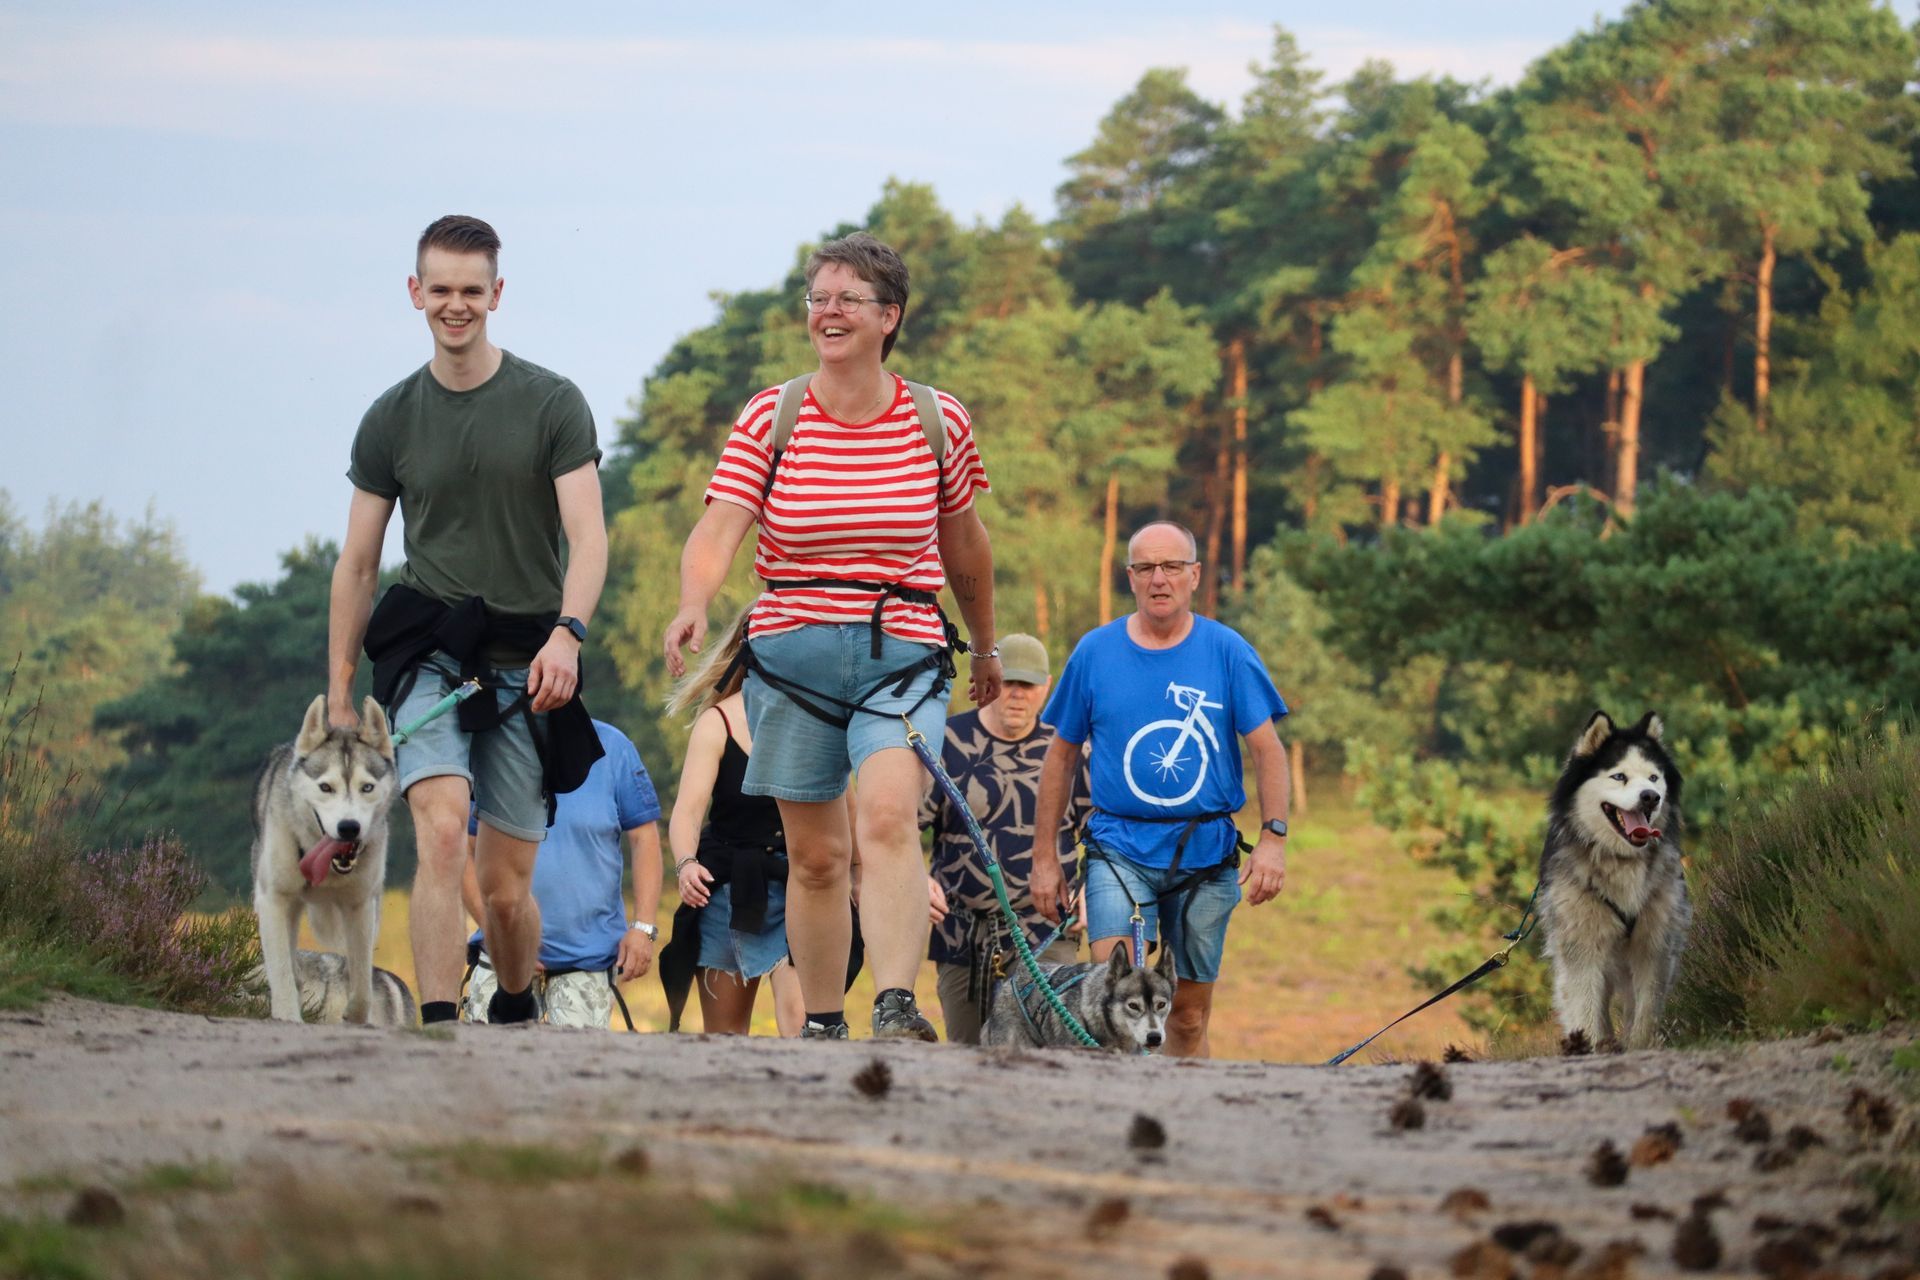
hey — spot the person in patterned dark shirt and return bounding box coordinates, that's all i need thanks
[918,634,1091,1044]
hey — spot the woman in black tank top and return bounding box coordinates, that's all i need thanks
[659,613,806,1036]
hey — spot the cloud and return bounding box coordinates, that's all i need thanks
[0,17,1558,142]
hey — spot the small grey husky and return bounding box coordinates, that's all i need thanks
[982,942,1175,1052]
[1537,710,1692,1050]
[251,695,399,1024]
[245,950,416,1027]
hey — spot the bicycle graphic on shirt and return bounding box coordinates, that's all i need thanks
[1122,682,1223,807]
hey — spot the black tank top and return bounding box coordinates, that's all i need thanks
[701,710,784,852]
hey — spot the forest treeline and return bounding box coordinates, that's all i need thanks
[6,2,1919,1028]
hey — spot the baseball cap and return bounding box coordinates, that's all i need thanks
[997,633,1050,685]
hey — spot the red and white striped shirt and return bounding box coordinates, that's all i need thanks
[703,375,990,646]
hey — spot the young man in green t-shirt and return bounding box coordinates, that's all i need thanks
[327,215,607,1026]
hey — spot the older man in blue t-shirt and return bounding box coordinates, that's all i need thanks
[1030,521,1290,1058]
[463,720,662,1027]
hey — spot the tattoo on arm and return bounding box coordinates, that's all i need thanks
[951,573,978,602]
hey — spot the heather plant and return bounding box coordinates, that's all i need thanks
[0,667,258,1013]
[1669,721,1920,1039]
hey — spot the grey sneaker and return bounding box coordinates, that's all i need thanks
[871,990,938,1042]
[801,1019,850,1040]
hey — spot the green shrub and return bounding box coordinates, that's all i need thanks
[0,671,259,1014]
[1669,723,1920,1038]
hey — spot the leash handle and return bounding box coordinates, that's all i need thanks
[390,679,483,747]
[1130,912,1147,969]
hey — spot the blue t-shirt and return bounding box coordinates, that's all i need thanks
[1043,616,1287,870]
[468,720,661,970]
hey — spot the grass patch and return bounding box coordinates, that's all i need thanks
[1669,722,1920,1040]
[401,1140,606,1187]
[0,674,260,1017]
[28,1164,967,1280]
[123,1160,233,1195]
[0,1215,99,1280]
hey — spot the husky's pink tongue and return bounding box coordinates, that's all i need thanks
[300,838,355,887]
[1624,814,1660,842]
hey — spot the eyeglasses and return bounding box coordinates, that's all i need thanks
[1127,560,1198,577]
[802,290,889,313]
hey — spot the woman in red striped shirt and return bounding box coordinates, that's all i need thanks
[664,233,1000,1042]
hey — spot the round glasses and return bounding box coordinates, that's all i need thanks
[802,290,889,313]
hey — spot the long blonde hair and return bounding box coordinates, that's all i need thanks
[665,607,753,721]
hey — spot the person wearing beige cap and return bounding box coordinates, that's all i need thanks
[918,633,1091,1043]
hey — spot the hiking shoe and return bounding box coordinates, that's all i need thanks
[801,1019,850,1040]
[870,990,938,1042]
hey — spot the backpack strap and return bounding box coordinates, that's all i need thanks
[760,375,948,512]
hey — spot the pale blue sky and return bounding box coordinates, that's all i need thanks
[4,2,1913,594]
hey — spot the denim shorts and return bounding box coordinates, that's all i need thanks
[741,624,950,802]
[391,652,548,842]
[696,879,792,980]
[1084,845,1241,983]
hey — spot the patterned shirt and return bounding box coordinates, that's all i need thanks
[919,710,1091,966]
[702,375,991,648]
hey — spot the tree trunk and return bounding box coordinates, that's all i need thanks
[1754,224,1775,434]
[1229,335,1249,592]
[1032,573,1050,643]
[1380,479,1401,530]
[1617,359,1645,516]
[1428,454,1451,526]
[1203,407,1229,614]
[1099,471,1119,625]
[1518,373,1539,526]
[1289,740,1307,818]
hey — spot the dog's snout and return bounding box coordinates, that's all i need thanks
[337,819,361,840]
[1145,1032,1164,1048]
[1638,790,1661,814]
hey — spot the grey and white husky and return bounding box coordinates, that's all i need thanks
[245,949,416,1027]
[251,695,399,1025]
[1537,710,1692,1050]
[982,942,1176,1052]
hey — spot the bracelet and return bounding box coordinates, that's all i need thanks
[674,858,698,874]
[966,644,1000,660]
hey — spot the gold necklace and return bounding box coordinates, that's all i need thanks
[820,377,889,423]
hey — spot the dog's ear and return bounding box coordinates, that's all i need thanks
[1153,938,1176,982]
[1632,712,1664,743]
[1107,944,1133,979]
[296,695,330,755]
[1573,710,1614,759]
[357,697,394,758]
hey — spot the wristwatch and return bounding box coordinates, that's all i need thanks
[628,922,658,940]
[1262,818,1289,839]
[555,616,588,644]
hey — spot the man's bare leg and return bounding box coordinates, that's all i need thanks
[407,776,474,1007]
[777,796,853,1016]
[474,822,541,994]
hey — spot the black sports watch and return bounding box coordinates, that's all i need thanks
[554,616,588,644]
[1262,818,1289,839]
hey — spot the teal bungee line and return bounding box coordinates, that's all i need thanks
[905,721,1101,1049]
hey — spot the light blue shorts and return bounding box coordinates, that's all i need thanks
[391,652,548,843]
[696,879,792,980]
[741,624,950,802]
[1084,845,1241,983]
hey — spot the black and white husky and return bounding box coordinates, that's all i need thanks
[1537,710,1692,1050]
[250,695,399,1024]
[981,942,1176,1052]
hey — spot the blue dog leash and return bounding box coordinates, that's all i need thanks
[389,678,483,747]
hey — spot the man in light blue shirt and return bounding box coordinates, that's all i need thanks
[1030,521,1291,1058]
[464,720,662,1027]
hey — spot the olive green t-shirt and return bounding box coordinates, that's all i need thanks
[348,350,601,629]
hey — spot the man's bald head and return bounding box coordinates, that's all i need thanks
[1126,521,1199,564]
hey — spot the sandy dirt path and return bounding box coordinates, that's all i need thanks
[2,998,1916,1278]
